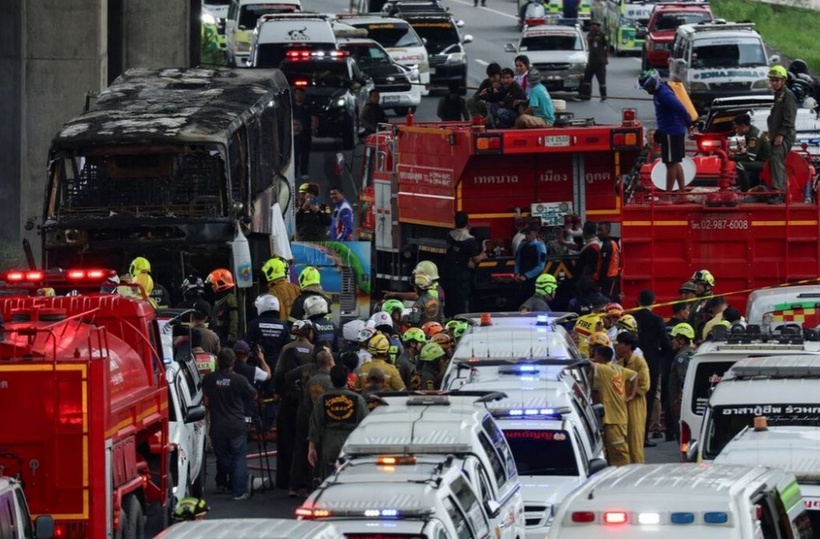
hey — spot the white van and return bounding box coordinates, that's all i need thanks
[0,477,53,539]
[226,0,303,67]
[690,355,820,462]
[156,519,343,538]
[340,393,526,539]
[298,455,493,538]
[746,285,820,332]
[667,21,776,112]
[548,463,812,539]
[715,424,820,531]
[678,330,820,459]
[336,15,431,95]
[248,14,338,68]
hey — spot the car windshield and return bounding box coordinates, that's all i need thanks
[344,43,392,65]
[520,33,583,52]
[704,404,820,458]
[409,21,458,54]
[654,12,712,31]
[361,23,422,48]
[692,39,768,68]
[239,4,298,28]
[281,61,350,87]
[503,429,579,476]
[690,361,736,415]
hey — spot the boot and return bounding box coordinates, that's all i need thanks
[600,85,607,101]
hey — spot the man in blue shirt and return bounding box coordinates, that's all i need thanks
[637,69,692,193]
[514,223,548,305]
[329,185,354,241]
[514,68,555,128]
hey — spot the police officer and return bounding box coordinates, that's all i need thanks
[261,257,301,323]
[411,342,446,391]
[289,267,332,325]
[520,273,557,312]
[730,113,771,190]
[355,333,405,391]
[304,296,339,352]
[206,268,239,347]
[296,182,332,241]
[246,294,291,370]
[442,211,486,317]
[767,65,797,204]
[308,364,369,480]
[580,20,608,101]
[292,348,334,495]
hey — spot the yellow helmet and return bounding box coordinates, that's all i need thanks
[768,65,788,79]
[299,266,321,288]
[261,257,288,282]
[129,256,151,276]
[616,314,638,333]
[671,322,695,340]
[588,332,611,348]
[368,333,391,356]
[413,261,439,281]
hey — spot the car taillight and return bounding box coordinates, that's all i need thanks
[680,420,691,459]
[572,511,595,523]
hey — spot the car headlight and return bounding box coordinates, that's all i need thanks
[689,82,708,92]
[407,68,420,82]
[752,79,769,89]
[202,12,216,25]
[334,97,346,107]
[236,41,252,53]
[444,52,466,65]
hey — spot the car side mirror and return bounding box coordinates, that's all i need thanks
[456,19,465,28]
[769,54,780,64]
[504,43,516,53]
[592,403,605,420]
[239,25,246,30]
[588,458,608,475]
[35,515,55,539]
[686,440,699,463]
[185,403,207,424]
[463,34,473,44]
[485,500,501,519]
[422,37,427,45]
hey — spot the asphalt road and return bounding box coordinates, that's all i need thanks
[187,0,673,528]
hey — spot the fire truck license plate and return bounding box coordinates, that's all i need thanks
[545,135,570,147]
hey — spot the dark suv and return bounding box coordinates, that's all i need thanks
[279,53,374,148]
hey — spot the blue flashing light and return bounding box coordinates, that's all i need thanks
[670,512,695,524]
[381,509,399,518]
[517,365,538,373]
[506,408,558,417]
[536,314,549,325]
[509,409,524,416]
[364,509,400,518]
[704,512,728,524]
[524,409,539,415]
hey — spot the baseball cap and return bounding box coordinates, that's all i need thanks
[733,113,751,126]
[233,340,251,355]
[678,281,698,294]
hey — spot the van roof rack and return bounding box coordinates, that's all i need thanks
[728,356,820,379]
[687,21,755,32]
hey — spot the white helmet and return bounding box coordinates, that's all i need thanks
[304,295,329,318]
[343,319,367,342]
[254,294,280,315]
[356,326,377,343]
[369,311,393,329]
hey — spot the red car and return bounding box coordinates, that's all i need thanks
[642,3,713,71]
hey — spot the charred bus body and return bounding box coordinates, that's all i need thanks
[42,68,294,289]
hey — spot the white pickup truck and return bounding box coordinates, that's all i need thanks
[0,477,54,539]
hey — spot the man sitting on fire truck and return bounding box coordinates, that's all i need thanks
[730,113,771,191]
[514,68,555,129]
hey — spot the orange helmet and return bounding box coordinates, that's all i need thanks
[206,268,235,292]
[422,321,444,338]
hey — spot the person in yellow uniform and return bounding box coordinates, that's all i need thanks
[590,345,637,466]
[354,333,405,391]
[261,257,301,322]
[128,256,155,302]
[614,331,650,464]
[573,313,603,358]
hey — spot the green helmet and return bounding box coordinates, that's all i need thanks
[671,322,695,340]
[262,257,288,282]
[382,299,405,314]
[129,256,151,276]
[535,273,558,296]
[419,342,445,362]
[453,321,469,340]
[173,497,209,522]
[413,260,439,281]
[299,266,321,288]
[402,327,427,344]
[768,65,788,79]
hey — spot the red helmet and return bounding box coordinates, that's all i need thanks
[604,303,624,318]
[206,268,235,292]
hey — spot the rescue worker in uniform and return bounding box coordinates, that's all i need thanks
[614,331,650,464]
[411,342,446,391]
[520,273,557,312]
[178,275,211,319]
[383,261,446,311]
[407,269,444,327]
[442,211,486,317]
[246,294,291,431]
[296,182,332,241]
[667,322,696,442]
[369,311,404,365]
[766,65,797,205]
[361,367,387,411]
[172,497,209,522]
[261,257,301,323]
[355,333,406,391]
[273,320,314,491]
[289,266,332,325]
[514,223,547,307]
[291,348,334,495]
[730,113,771,191]
[191,309,220,355]
[206,268,239,347]
[687,269,715,332]
[128,256,155,302]
[590,345,637,466]
[308,364,369,480]
[304,295,339,352]
[580,20,608,101]
[397,327,427,388]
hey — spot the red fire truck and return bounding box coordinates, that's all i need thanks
[358,113,644,309]
[0,269,171,539]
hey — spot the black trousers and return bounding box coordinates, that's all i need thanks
[294,135,312,178]
[581,62,607,99]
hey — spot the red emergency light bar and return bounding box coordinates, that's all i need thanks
[294,79,309,87]
[5,270,44,282]
[2,268,116,285]
[285,49,349,60]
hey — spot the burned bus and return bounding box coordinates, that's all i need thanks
[42,67,294,289]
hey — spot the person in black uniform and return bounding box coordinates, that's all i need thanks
[580,20,608,101]
[304,296,339,352]
[177,275,212,320]
[442,211,486,317]
[293,87,317,178]
[295,182,332,242]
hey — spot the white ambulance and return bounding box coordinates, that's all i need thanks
[247,14,338,68]
[225,0,303,67]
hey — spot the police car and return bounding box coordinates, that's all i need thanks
[278,50,374,149]
[689,355,820,463]
[340,393,527,539]
[297,455,493,538]
[548,463,812,539]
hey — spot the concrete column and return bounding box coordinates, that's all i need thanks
[0,0,22,257]
[123,0,193,69]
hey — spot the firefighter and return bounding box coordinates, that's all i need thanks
[667,322,696,442]
[289,267,332,325]
[308,364,369,481]
[407,269,443,326]
[355,333,405,391]
[520,273,557,312]
[687,269,715,331]
[411,342,446,391]
[128,256,154,301]
[261,257,301,322]
[573,313,603,358]
[730,113,771,191]
[273,320,315,490]
[431,332,455,361]
[178,274,211,319]
[614,331,650,464]
[590,345,637,466]
[397,327,426,387]
[172,497,210,522]
[304,295,339,352]
[206,268,239,347]
[361,367,387,412]
[369,311,403,364]
[603,302,624,341]
[587,331,613,358]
